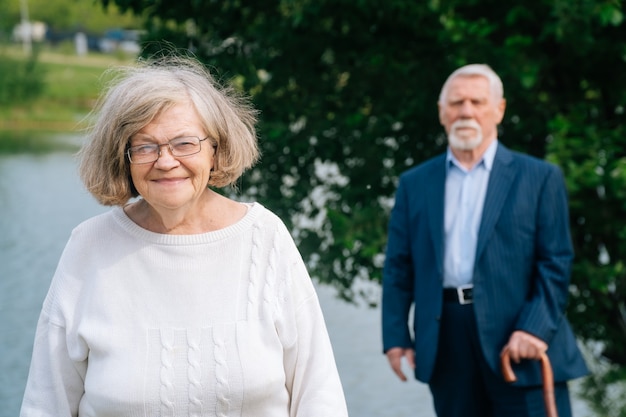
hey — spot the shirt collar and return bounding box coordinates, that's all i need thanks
[446,139,498,172]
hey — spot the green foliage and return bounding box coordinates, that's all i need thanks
[0,48,132,136]
[0,0,142,35]
[0,50,45,106]
[101,0,626,379]
[547,105,626,367]
[579,358,626,417]
[0,130,77,154]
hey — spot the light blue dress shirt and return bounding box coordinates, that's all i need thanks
[443,140,498,288]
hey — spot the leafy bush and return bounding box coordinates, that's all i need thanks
[578,348,626,417]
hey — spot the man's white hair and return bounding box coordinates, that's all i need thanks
[438,64,504,104]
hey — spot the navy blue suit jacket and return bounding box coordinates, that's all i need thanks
[382,143,588,386]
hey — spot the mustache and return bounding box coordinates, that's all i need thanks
[451,119,481,131]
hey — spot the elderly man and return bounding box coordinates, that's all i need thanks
[382,64,588,417]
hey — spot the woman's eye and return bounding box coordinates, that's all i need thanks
[134,145,156,154]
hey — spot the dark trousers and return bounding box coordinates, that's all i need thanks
[428,302,573,417]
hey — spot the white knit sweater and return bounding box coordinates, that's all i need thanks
[20,203,348,417]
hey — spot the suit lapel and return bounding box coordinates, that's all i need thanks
[427,155,447,275]
[475,144,516,262]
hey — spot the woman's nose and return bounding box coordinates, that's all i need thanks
[154,144,179,167]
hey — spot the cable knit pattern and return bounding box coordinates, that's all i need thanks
[187,330,203,416]
[213,326,230,417]
[248,223,262,320]
[160,330,176,416]
[261,226,277,317]
[20,203,349,417]
[267,228,281,317]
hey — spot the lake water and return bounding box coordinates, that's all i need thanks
[0,150,592,416]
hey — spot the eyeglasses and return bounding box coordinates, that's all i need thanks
[127,136,210,164]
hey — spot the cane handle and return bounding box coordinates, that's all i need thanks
[500,347,558,417]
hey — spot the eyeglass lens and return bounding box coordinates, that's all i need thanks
[128,136,206,164]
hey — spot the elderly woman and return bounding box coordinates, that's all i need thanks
[20,55,349,417]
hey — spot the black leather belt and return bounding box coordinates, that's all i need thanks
[443,285,474,305]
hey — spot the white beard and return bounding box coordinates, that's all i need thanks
[448,119,483,151]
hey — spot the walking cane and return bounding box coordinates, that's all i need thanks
[500,347,558,417]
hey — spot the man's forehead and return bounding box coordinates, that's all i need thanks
[448,74,490,89]
[445,76,491,99]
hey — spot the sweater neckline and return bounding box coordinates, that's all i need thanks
[111,201,264,245]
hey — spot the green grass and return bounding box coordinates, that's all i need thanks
[0,46,134,151]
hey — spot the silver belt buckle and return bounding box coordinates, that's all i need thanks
[457,284,474,305]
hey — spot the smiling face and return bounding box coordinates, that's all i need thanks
[438,74,506,153]
[128,101,214,214]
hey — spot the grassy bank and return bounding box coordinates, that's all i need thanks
[0,46,134,151]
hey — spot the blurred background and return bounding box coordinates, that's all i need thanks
[1,0,626,415]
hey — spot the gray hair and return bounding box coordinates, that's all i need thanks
[78,54,260,206]
[438,64,504,104]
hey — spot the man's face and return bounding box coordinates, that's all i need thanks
[438,75,506,151]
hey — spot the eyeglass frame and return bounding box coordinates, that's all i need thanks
[126,136,212,164]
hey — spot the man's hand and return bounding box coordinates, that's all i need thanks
[501,330,548,363]
[385,347,415,382]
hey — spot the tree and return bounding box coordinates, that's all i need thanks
[100,1,626,412]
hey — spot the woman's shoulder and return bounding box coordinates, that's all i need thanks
[70,208,119,236]
[246,203,300,252]
[249,202,292,232]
